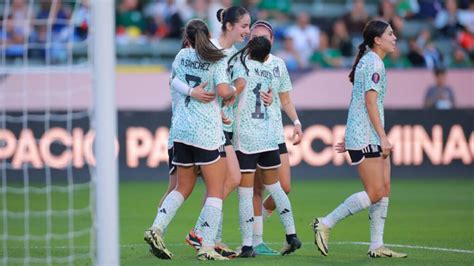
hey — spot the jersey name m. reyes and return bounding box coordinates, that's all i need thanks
[180,58,211,71]
[254,68,272,79]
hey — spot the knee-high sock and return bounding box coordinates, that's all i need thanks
[252,216,263,246]
[322,191,371,228]
[264,182,296,235]
[193,197,223,249]
[369,197,389,250]
[238,187,254,247]
[152,190,185,232]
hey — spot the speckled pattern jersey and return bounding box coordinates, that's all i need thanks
[171,48,229,150]
[345,50,387,150]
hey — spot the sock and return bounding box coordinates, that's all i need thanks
[264,182,296,235]
[252,216,263,247]
[262,200,273,221]
[322,191,371,228]
[193,197,222,249]
[238,187,254,247]
[369,197,389,250]
[152,190,184,232]
[215,210,223,244]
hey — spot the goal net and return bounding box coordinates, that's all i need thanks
[0,0,117,264]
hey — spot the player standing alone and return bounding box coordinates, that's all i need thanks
[311,20,407,259]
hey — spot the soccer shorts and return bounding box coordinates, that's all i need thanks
[168,147,176,175]
[224,131,233,146]
[278,142,288,155]
[347,144,382,165]
[172,142,226,166]
[236,149,281,173]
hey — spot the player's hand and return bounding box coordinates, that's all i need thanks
[224,94,236,106]
[334,142,346,153]
[261,88,273,106]
[380,136,392,159]
[190,81,214,103]
[292,124,303,145]
[221,111,231,125]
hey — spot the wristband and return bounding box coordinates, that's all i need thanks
[293,119,301,126]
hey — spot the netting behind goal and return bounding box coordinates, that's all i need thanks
[1,1,95,264]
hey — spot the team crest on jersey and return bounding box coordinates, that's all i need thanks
[372,72,380,84]
[273,66,280,78]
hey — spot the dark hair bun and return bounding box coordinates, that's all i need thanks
[216,8,225,23]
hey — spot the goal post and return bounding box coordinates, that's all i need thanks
[91,0,119,265]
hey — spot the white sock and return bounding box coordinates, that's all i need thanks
[264,182,296,235]
[238,187,254,247]
[252,216,263,247]
[215,210,223,244]
[369,197,389,250]
[152,190,184,232]
[262,200,273,221]
[193,197,222,248]
[322,191,371,228]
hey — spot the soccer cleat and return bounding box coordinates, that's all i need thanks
[215,243,238,258]
[185,230,203,251]
[368,246,408,258]
[281,235,302,255]
[254,242,279,256]
[144,227,173,259]
[310,218,330,256]
[197,247,229,261]
[237,246,256,258]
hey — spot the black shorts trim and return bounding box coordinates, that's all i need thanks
[278,143,288,155]
[168,148,176,175]
[224,131,233,146]
[348,144,382,165]
[236,150,281,172]
[172,142,225,166]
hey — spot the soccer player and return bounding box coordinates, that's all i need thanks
[248,20,303,256]
[310,20,407,258]
[230,36,302,258]
[143,19,236,261]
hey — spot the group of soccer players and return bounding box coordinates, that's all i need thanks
[144,5,407,261]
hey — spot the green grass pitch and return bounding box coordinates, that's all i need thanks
[2,178,473,265]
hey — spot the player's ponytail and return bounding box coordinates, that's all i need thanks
[185,19,225,62]
[228,36,272,75]
[348,20,389,84]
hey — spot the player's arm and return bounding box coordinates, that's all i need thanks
[365,90,391,158]
[170,76,213,103]
[216,83,236,100]
[279,91,302,145]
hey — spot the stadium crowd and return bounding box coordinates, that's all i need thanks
[1,0,473,69]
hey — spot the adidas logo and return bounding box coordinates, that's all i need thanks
[280,208,291,215]
[159,208,167,214]
[245,217,254,223]
[201,221,210,228]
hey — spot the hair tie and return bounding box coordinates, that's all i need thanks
[220,10,225,23]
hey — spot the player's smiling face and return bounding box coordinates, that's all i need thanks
[228,13,251,43]
[376,25,397,54]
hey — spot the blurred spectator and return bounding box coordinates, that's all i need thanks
[310,31,343,69]
[36,0,71,35]
[457,26,474,60]
[11,0,30,38]
[285,12,320,69]
[342,0,369,39]
[331,19,353,57]
[416,0,443,20]
[459,0,474,33]
[383,45,412,68]
[449,46,472,67]
[0,15,25,57]
[395,0,420,19]
[434,0,463,39]
[407,37,427,67]
[275,35,307,72]
[424,68,456,109]
[73,0,90,41]
[417,29,444,69]
[116,0,146,43]
[144,0,183,39]
[377,0,404,37]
